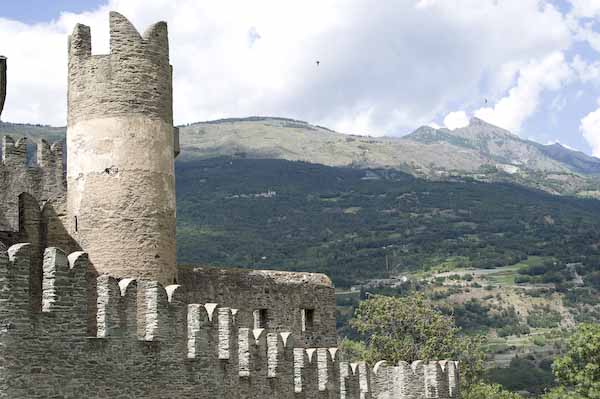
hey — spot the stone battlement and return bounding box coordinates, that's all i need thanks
[68,12,172,125]
[0,135,65,232]
[0,243,459,398]
[1,135,64,169]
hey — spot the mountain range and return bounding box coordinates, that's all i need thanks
[178,116,600,196]
[2,116,600,195]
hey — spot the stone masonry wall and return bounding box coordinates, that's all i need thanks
[0,136,69,311]
[0,136,65,232]
[179,266,337,348]
[0,243,459,399]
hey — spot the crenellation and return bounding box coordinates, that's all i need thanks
[329,348,343,397]
[118,278,139,338]
[5,243,31,324]
[0,244,460,398]
[166,283,188,343]
[96,275,121,338]
[217,306,235,360]
[357,362,372,398]
[68,12,173,125]
[238,327,253,377]
[370,361,395,398]
[265,332,295,397]
[142,21,170,59]
[42,247,68,312]
[424,362,449,399]
[37,139,61,169]
[397,361,427,399]
[110,13,169,64]
[440,361,460,399]
[187,303,211,360]
[1,135,27,166]
[317,347,336,393]
[343,362,364,399]
[68,23,91,59]
[142,280,170,341]
[267,332,282,378]
[0,136,66,240]
[297,348,321,397]
[251,327,268,382]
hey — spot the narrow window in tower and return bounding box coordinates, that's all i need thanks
[74,216,78,232]
[254,309,269,329]
[302,308,315,332]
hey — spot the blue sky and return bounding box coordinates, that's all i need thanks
[1,1,105,24]
[1,0,600,157]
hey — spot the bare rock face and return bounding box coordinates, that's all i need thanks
[0,56,6,118]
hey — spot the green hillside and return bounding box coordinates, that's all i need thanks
[175,157,600,288]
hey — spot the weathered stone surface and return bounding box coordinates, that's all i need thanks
[0,136,69,312]
[0,136,65,232]
[0,244,459,398]
[180,266,337,347]
[67,12,177,286]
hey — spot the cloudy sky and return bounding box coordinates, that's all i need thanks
[1,0,600,155]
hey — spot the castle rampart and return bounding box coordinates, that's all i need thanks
[179,266,338,347]
[0,243,459,398]
[66,12,177,286]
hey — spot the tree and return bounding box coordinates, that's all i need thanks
[552,323,600,399]
[347,294,486,387]
[462,383,523,399]
[542,387,584,399]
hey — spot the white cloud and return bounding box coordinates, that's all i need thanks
[572,54,600,83]
[580,99,600,156]
[443,111,469,130]
[0,0,574,136]
[474,52,572,132]
[565,1,600,53]
[568,0,600,18]
[569,19,600,53]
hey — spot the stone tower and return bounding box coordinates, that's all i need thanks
[67,12,178,285]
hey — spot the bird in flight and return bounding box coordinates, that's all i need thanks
[316,60,320,67]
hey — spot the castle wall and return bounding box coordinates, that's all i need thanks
[66,13,177,286]
[0,136,65,232]
[0,136,69,311]
[0,243,459,399]
[179,267,338,347]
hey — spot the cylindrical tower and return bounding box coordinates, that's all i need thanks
[66,12,178,285]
